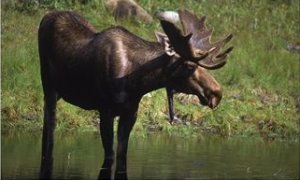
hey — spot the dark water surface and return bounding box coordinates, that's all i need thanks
[1,131,299,179]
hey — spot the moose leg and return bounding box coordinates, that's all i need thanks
[115,109,138,180]
[39,59,59,179]
[98,111,115,180]
[166,87,175,124]
[39,89,57,179]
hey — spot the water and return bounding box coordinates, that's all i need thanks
[1,131,299,179]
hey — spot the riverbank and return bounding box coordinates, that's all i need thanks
[1,0,300,140]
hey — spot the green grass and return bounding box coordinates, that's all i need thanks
[1,0,300,140]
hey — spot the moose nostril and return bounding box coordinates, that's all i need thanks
[209,97,217,109]
[209,94,222,109]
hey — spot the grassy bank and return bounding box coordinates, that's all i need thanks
[1,0,300,140]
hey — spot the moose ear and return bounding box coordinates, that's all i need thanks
[155,31,176,56]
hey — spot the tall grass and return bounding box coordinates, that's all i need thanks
[1,0,299,139]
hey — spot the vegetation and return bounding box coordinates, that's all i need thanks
[1,0,300,140]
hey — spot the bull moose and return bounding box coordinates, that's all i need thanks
[38,9,233,179]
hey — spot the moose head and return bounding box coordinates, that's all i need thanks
[155,9,233,123]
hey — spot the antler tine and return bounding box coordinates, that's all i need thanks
[216,46,234,58]
[195,46,234,70]
[213,34,233,49]
[195,53,228,70]
[179,9,207,35]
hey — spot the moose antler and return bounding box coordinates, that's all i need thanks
[178,9,233,69]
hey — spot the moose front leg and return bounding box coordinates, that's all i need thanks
[98,110,115,180]
[166,87,175,124]
[115,109,138,180]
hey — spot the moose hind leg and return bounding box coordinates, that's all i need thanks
[39,88,58,179]
[98,111,115,180]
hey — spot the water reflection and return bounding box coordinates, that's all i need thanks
[98,167,113,180]
[1,131,299,179]
[39,157,53,179]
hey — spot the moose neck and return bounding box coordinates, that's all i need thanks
[132,42,181,96]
